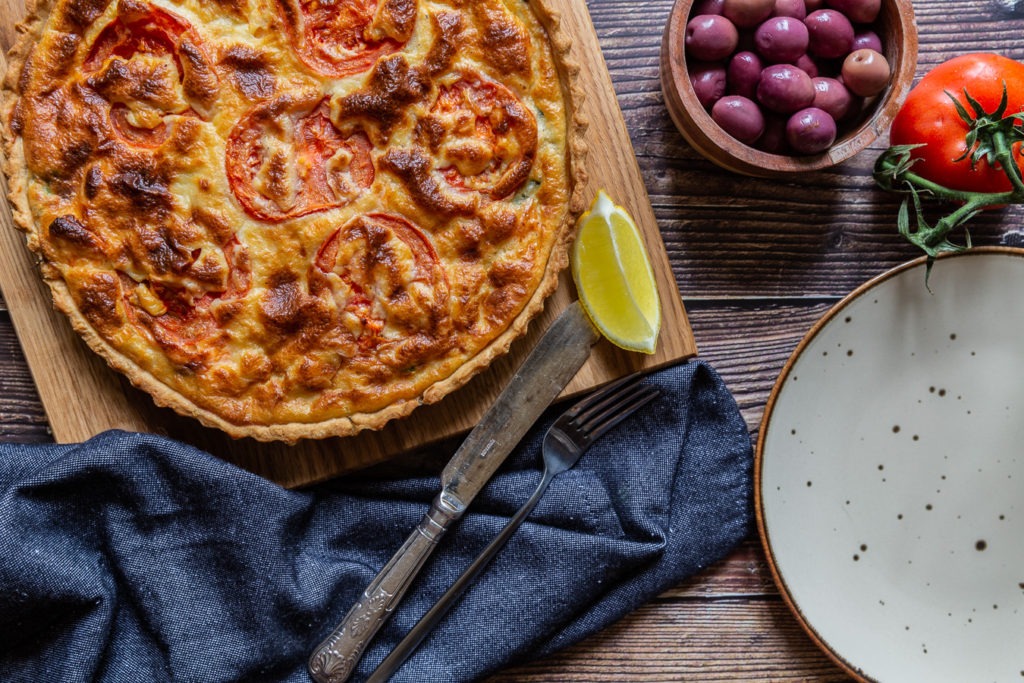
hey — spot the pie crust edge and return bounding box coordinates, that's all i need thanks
[0,0,590,443]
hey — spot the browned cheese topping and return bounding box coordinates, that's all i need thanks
[4,0,575,438]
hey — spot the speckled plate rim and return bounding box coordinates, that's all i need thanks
[753,246,1024,683]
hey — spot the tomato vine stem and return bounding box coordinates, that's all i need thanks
[873,82,1024,270]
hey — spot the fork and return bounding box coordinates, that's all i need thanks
[365,373,661,682]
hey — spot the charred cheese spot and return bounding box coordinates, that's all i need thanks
[137,226,196,275]
[88,56,184,111]
[483,279,528,326]
[85,4,216,114]
[219,45,275,100]
[190,208,236,247]
[259,270,337,357]
[329,13,462,144]
[117,0,156,22]
[260,271,305,333]
[120,235,250,362]
[71,270,124,335]
[332,54,428,140]
[369,0,417,43]
[47,215,107,256]
[33,31,82,81]
[52,0,111,33]
[381,148,475,217]
[472,0,531,76]
[108,165,173,216]
[428,75,537,200]
[383,73,538,214]
[9,101,24,136]
[422,12,463,76]
[294,355,341,391]
[83,167,107,203]
[177,38,220,114]
[203,0,249,20]
[18,87,103,182]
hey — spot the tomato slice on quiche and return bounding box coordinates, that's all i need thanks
[430,75,538,200]
[279,0,418,77]
[83,3,217,146]
[313,213,450,353]
[227,96,375,222]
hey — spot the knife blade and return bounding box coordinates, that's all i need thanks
[308,301,600,683]
[440,301,600,509]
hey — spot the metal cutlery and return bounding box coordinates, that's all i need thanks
[308,302,601,683]
[366,373,660,682]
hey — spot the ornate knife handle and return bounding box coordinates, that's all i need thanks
[308,492,464,683]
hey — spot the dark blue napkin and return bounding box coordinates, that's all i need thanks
[0,359,752,683]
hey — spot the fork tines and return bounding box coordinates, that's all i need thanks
[569,373,661,443]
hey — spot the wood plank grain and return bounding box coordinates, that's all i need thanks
[0,0,696,488]
[0,0,19,51]
[0,311,50,440]
[488,596,850,682]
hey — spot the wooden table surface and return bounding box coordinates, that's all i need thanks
[2,0,1023,680]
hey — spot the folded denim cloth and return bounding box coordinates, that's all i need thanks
[0,359,752,683]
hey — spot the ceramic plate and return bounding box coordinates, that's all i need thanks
[757,249,1024,683]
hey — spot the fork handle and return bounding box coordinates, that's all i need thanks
[366,470,555,683]
[308,493,464,683]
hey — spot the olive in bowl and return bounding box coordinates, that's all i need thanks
[660,0,917,176]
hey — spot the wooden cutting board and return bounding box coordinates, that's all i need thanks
[0,0,696,488]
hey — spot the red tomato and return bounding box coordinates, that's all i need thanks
[889,53,1024,194]
[226,98,375,222]
[282,0,412,77]
[84,4,191,71]
[431,76,537,200]
[125,238,251,357]
[313,213,448,349]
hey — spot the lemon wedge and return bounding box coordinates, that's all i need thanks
[571,190,661,354]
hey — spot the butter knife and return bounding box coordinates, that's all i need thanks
[308,301,600,683]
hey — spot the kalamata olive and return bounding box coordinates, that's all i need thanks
[825,0,881,24]
[804,9,854,59]
[786,106,837,153]
[772,0,807,19]
[727,51,764,98]
[811,76,854,119]
[722,0,775,27]
[841,48,890,96]
[757,63,816,113]
[712,95,766,144]
[852,30,883,54]
[795,53,819,78]
[693,0,726,15]
[689,62,728,109]
[686,14,740,61]
[754,16,809,63]
[756,115,790,153]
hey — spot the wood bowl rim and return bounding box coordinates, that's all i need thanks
[660,0,919,177]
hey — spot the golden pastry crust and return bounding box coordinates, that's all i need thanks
[2,0,586,442]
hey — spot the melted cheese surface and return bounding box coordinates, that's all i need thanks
[9,0,573,436]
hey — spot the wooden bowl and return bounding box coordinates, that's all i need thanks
[660,0,918,176]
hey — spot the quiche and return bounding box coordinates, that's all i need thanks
[1,0,586,441]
